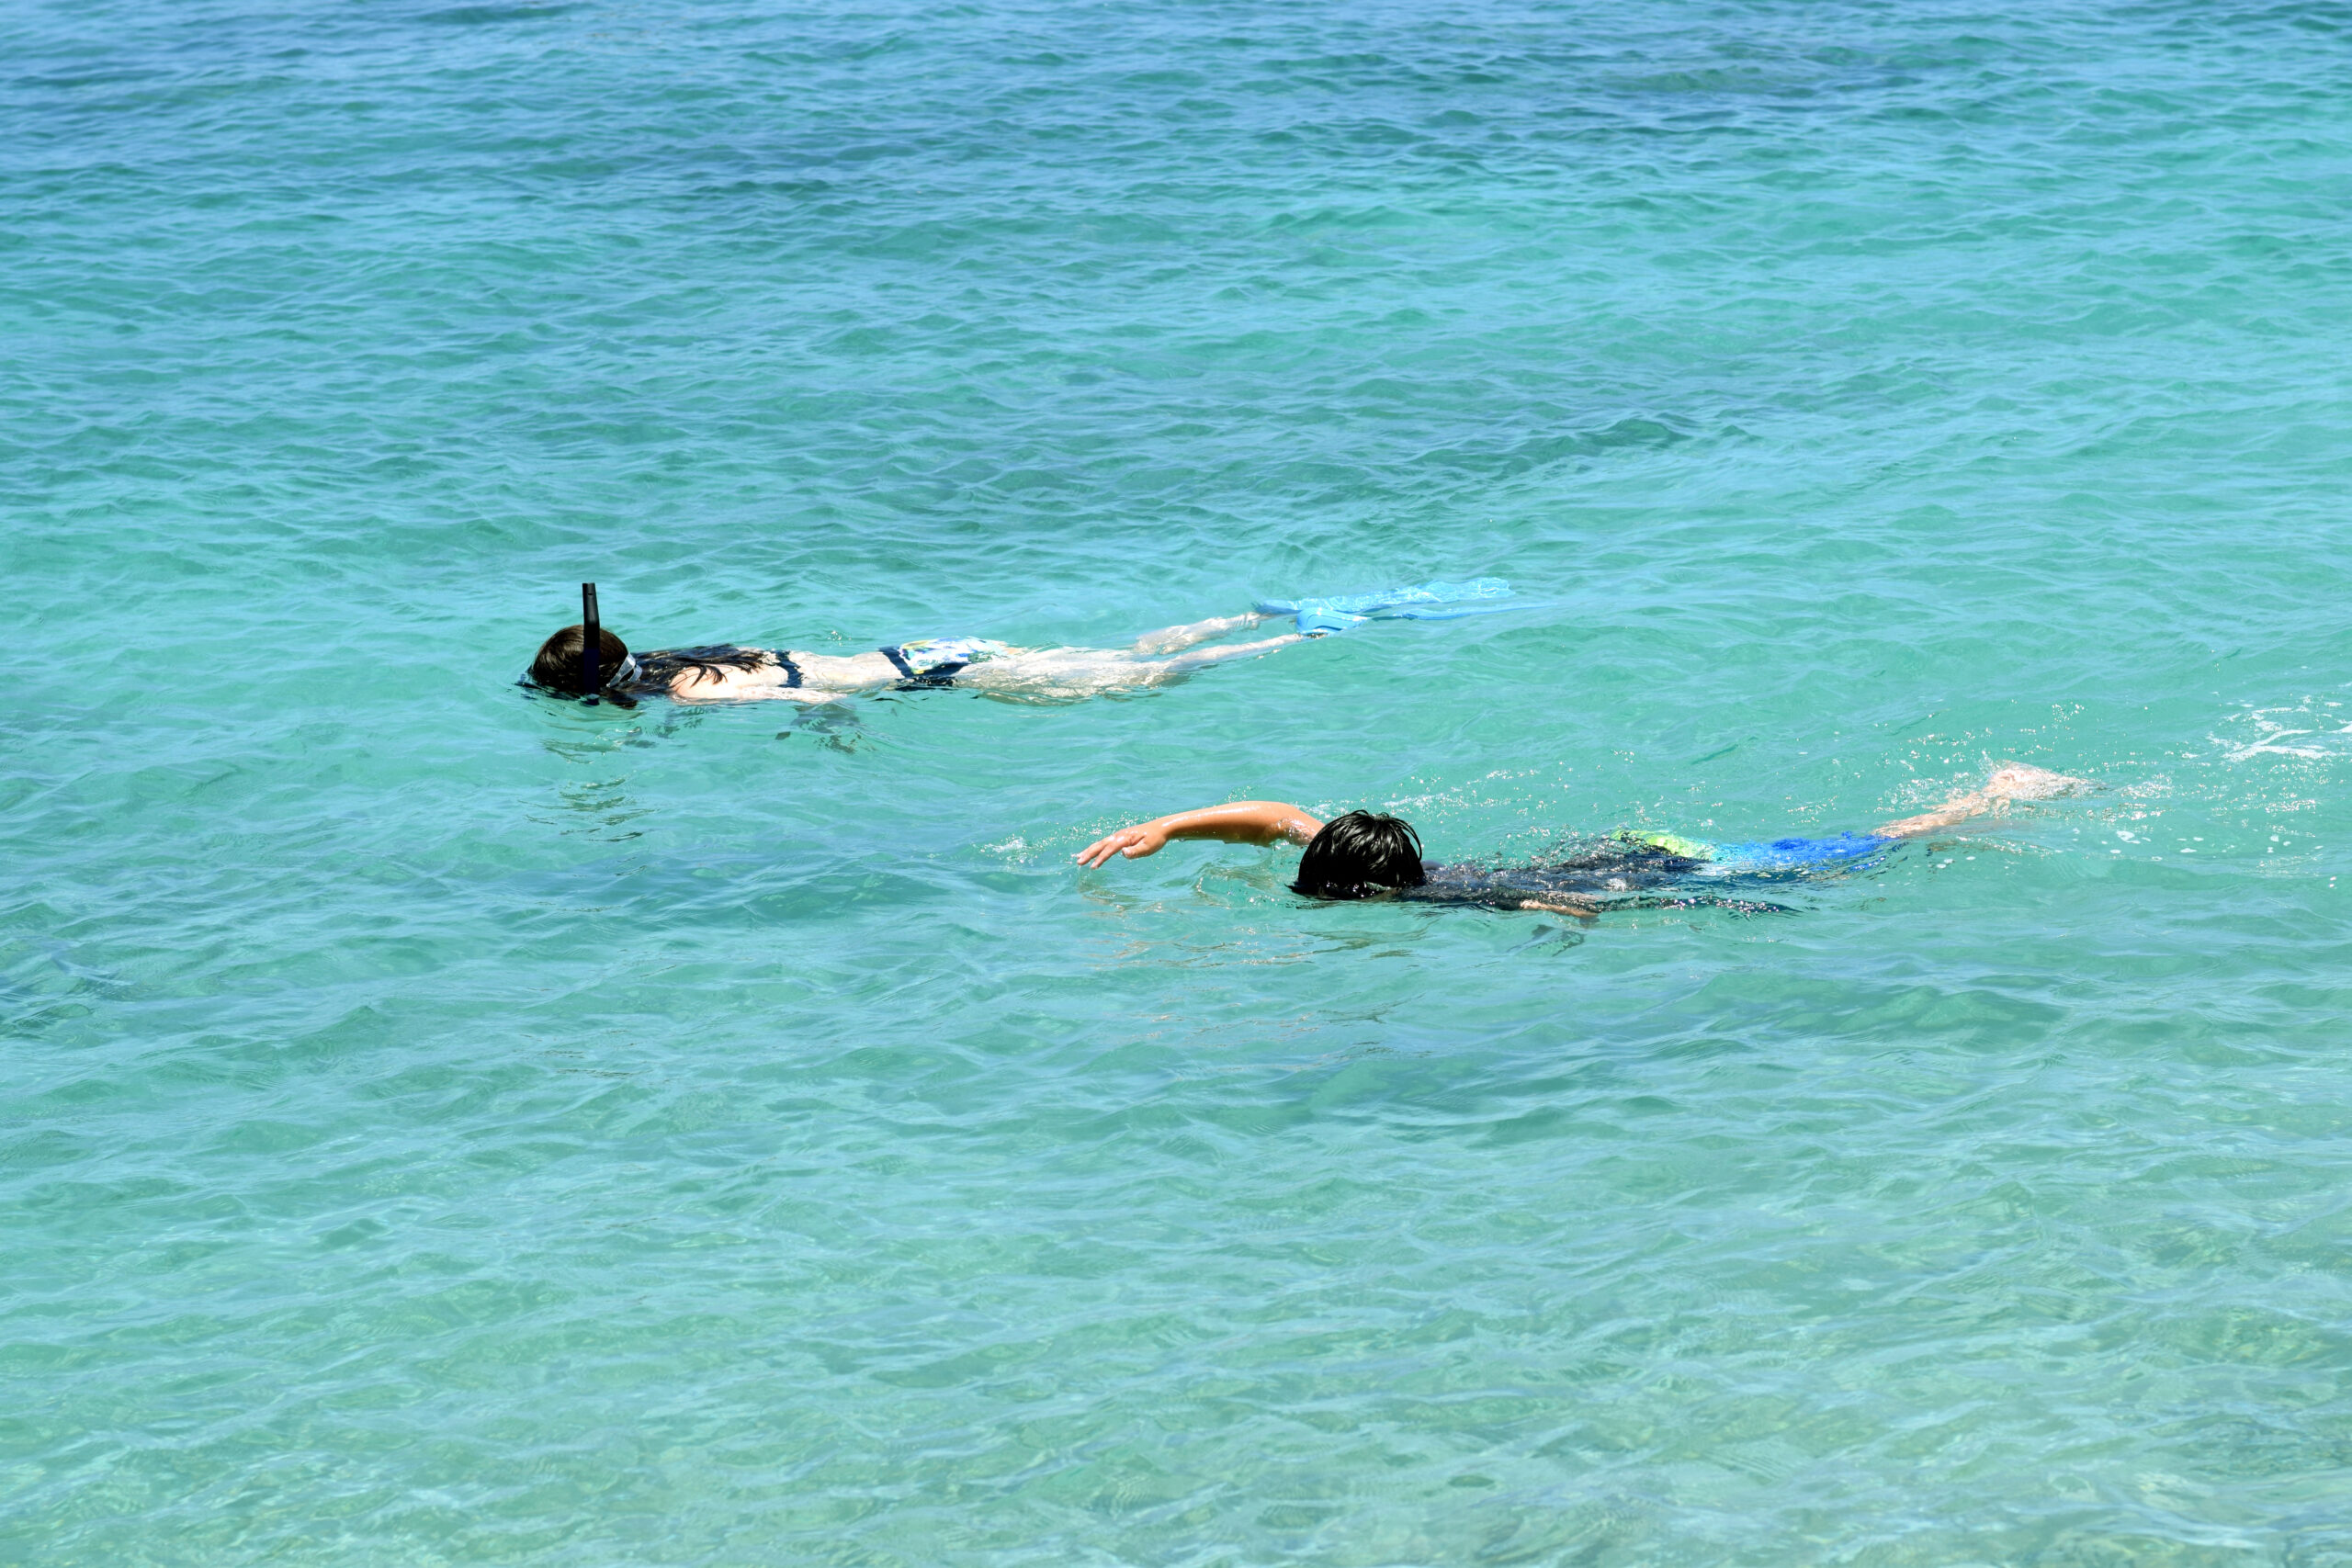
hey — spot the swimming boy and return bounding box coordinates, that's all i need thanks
[1072,763,2090,915]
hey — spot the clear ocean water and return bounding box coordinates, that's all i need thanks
[7,0,2352,1562]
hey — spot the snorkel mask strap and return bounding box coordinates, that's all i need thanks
[581,581,602,705]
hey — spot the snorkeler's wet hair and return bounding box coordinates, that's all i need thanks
[1293,811,1428,900]
[531,623,630,694]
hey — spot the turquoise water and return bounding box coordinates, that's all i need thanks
[8,0,2352,1559]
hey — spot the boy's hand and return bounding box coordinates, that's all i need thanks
[1074,824,1168,869]
[1519,896,1599,920]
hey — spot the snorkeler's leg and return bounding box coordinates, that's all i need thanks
[1126,612,1271,657]
[1874,761,2092,838]
[953,633,1304,696]
[1151,631,1308,673]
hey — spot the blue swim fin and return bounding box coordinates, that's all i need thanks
[1257,577,1520,635]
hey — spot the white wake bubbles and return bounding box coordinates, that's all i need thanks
[2191,698,2347,839]
[2211,697,2352,765]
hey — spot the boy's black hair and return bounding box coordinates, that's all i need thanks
[1293,810,1428,900]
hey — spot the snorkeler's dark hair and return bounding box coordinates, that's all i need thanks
[530,621,630,695]
[1292,811,1428,900]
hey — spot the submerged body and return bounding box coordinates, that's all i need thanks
[1072,764,2090,916]
[531,613,1304,705]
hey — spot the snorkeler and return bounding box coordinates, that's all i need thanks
[1071,763,2092,915]
[526,584,1315,705]
[526,579,1525,706]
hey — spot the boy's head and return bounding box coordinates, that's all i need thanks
[530,623,631,694]
[1293,810,1427,899]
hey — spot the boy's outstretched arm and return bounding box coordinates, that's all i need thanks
[1074,802,1324,869]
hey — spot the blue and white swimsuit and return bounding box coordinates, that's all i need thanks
[876,637,1013,688]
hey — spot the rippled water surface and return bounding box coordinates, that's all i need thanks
[8,0,2352,1561]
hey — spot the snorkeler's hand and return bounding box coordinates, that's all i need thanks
[1074,824,1168,869]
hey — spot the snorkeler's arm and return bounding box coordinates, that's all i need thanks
[1073,801,1323,869]
[668,660,843,705]
[671,678,842,705]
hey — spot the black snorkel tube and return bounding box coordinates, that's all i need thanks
[565,581,639,709]
[580,581,602,705]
